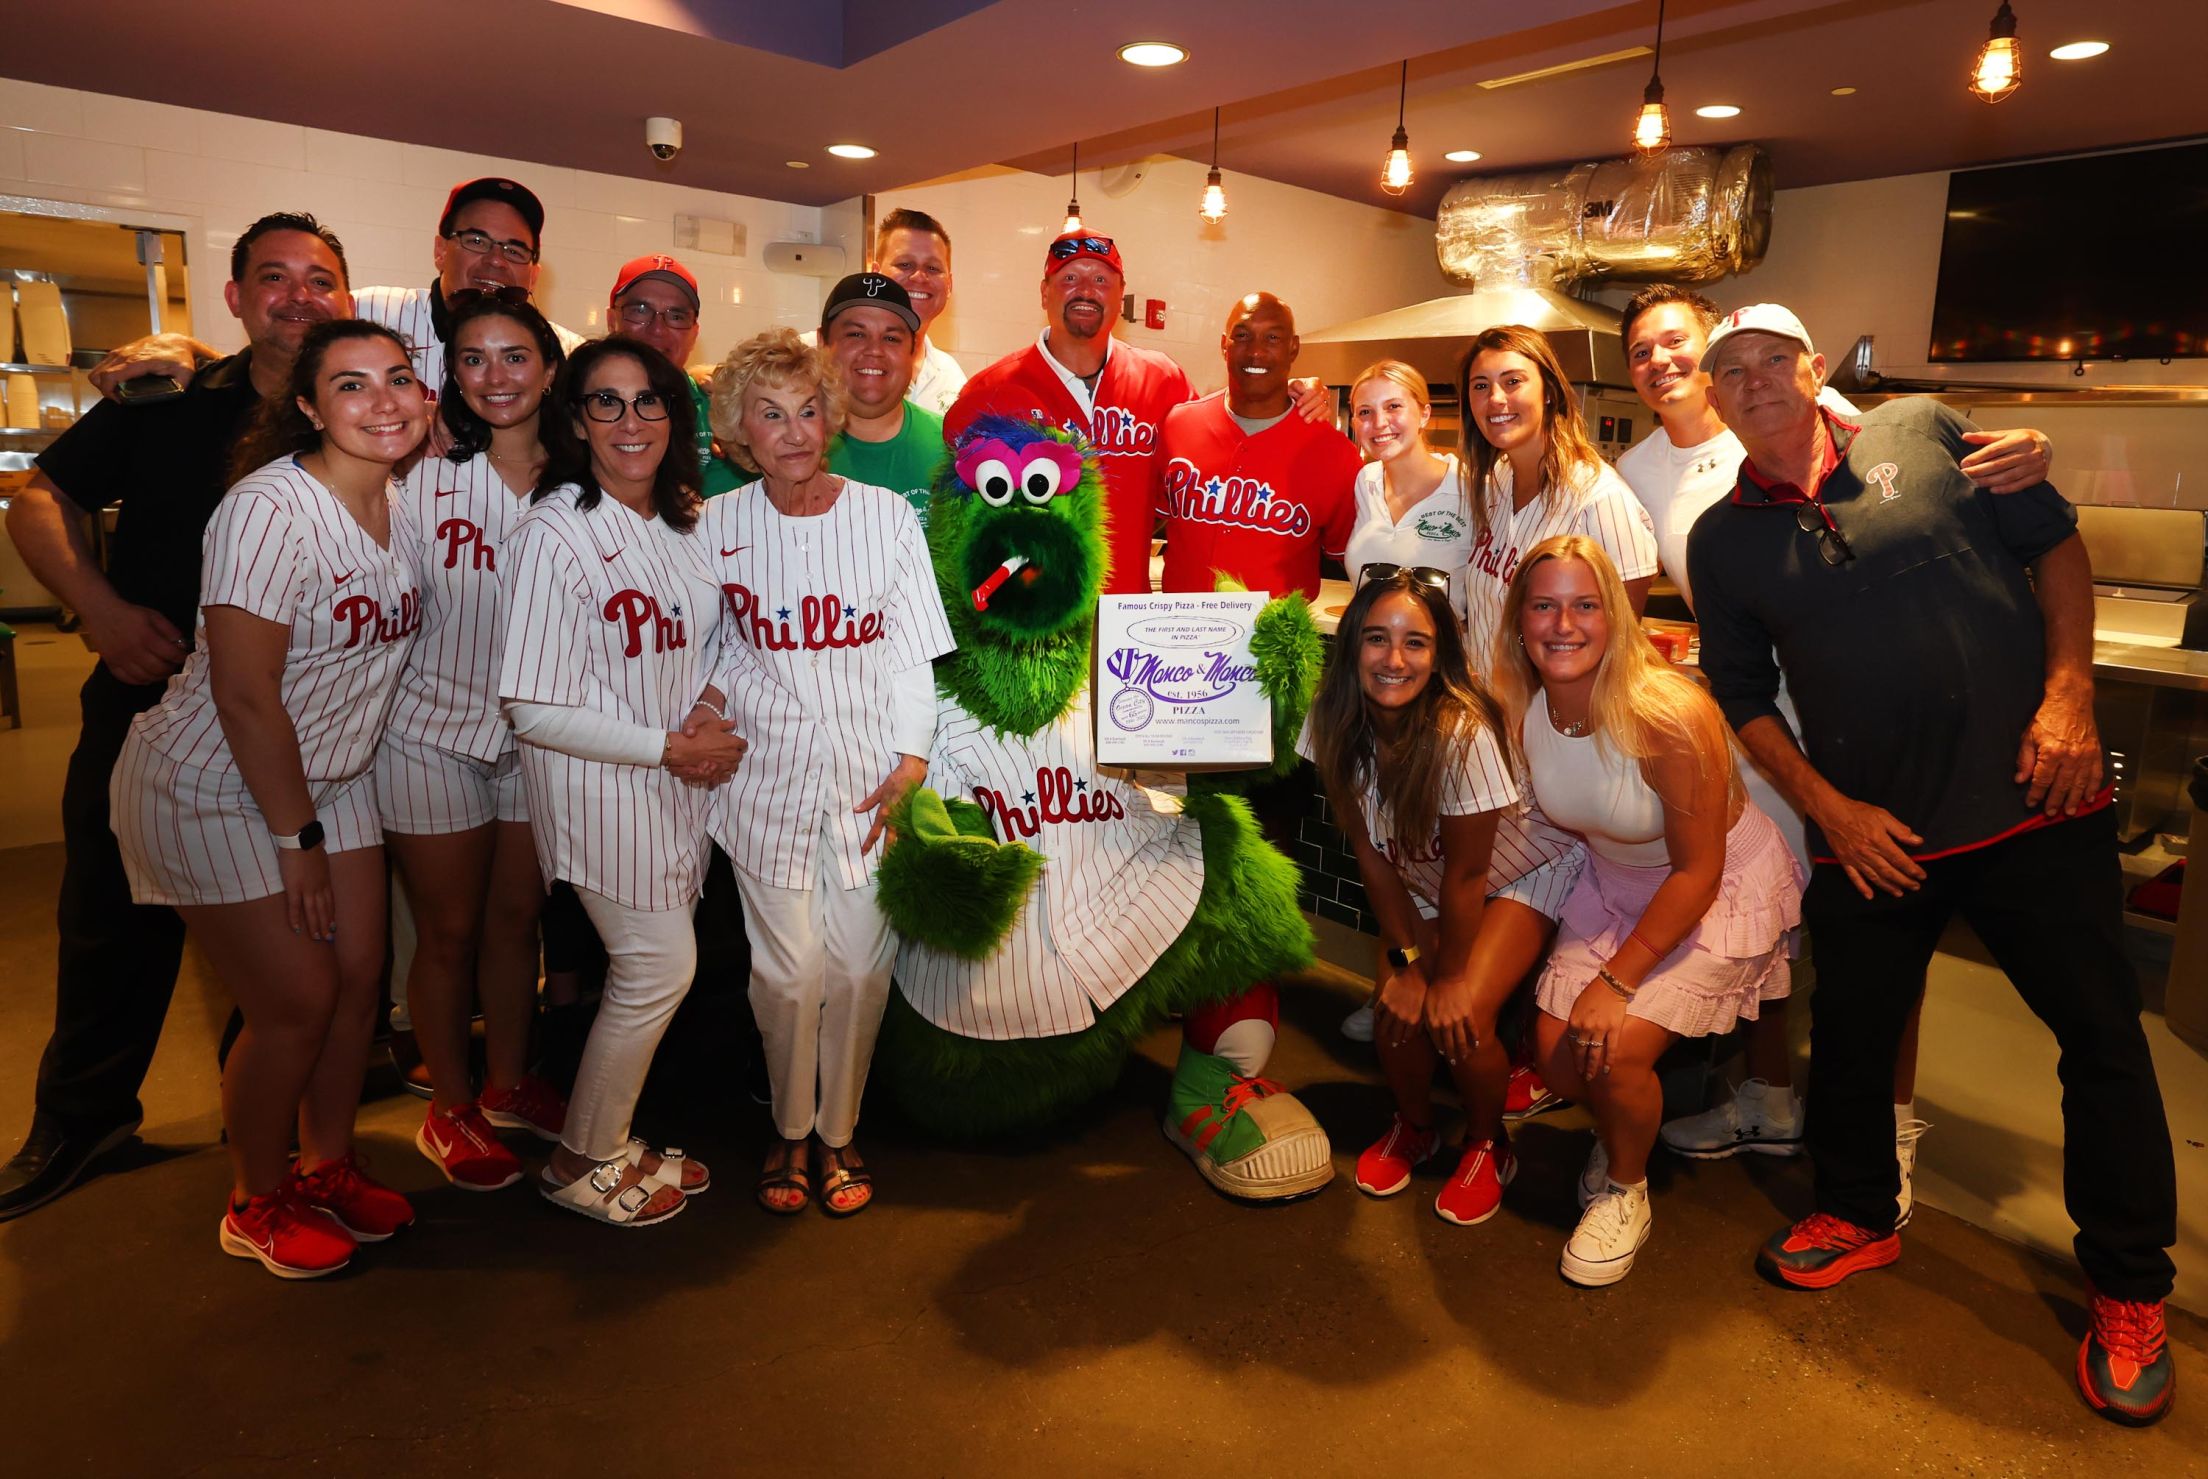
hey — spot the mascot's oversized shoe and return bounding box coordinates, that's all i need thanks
[1162,1042,1333,1201]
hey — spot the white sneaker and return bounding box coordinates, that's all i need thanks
[1659,1079,1803,1160]
[1561,1182,1652,1287]
[1340,1001,1376,1043]
[1576,1138,1609,1210]
[1894,1117,1933,1227]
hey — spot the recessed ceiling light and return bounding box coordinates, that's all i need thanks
[1829,86,1857,96]
[2050,41,2110,61]
[784,160,810,169]
[1444,149,1483,163]
[1118,41,1187,67]
[1695,104,1742,119]
[826,144,877,160]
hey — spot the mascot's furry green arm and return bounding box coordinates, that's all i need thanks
[872,416,1333,1200]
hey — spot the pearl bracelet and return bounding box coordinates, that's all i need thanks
[1597,966,1636,1000]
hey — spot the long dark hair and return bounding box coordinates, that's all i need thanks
[1307,569,1507,852]
[539,336,700,532]
[1458,324,1604,546]
[440,298,564,461]
[228,318,418,484]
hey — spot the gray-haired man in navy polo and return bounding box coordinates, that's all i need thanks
[1685,304,2176,1426]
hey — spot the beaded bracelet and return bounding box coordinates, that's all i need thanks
[1597,966,1636,1000]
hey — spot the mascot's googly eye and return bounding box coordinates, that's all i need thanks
[972,459,1016,506]
[1018,456,1063,504]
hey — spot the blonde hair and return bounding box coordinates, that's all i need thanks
[708,328,847,472]
[1488,534,1738,803]
[1459,325,1606,546]
[1349,358,1432,420]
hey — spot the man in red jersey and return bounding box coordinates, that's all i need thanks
[1157,292,1361,600]
[945,232,1188,595]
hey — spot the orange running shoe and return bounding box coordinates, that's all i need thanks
[2076,1290,2175,1426]
[1756,1212,1900,1290]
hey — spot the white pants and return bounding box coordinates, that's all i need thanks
[736,837,894,1148]
[564,887,697,1162]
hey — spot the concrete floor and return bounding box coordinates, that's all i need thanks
[0,843,2202,1478]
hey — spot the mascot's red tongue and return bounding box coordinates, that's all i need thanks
[972,553,1029,611]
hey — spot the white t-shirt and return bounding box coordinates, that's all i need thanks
[1342,454,1473,620]
[1463,457,1659,666]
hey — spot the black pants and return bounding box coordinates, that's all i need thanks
[1802,807,2176,1301]
[32,667,186,1132]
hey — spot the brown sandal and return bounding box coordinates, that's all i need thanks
[756,1139,811,1215]
[816,1143,873,1217]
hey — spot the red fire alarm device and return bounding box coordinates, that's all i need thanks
[1144,299,1167,331]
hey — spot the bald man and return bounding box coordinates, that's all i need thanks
[1155,292,1362,599]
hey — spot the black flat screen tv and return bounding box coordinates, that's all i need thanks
[1928,140,2208,363]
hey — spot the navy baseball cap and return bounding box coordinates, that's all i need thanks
[439,177,547,244]
[820,272,920,334]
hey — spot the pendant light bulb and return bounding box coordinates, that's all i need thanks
[1379,62,1413,196]
[1969,3,2023,102]
[1632,0,1672,154]
[1198,108,1228,222]
[1063,140,1083,234]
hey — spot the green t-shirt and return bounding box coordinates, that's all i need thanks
[827,401,945,526]
[689,377,745,497]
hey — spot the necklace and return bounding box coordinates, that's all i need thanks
[1549,702,1590,737]
[487,448,541,467]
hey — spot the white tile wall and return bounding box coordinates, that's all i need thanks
[0,77,838,367]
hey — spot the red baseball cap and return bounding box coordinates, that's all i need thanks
[1043,231,1123,279]
[609,254,701,311]
[439,177,545,243]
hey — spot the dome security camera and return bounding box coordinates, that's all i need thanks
[646,117,683,163]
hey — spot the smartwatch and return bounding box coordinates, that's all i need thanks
[1386,943,1421,970]
[271,819,326,852]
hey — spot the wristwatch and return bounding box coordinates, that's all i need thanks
[271,819,326,852]
[1386,943,1421,970]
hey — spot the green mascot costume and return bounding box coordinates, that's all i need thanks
[876,415,1333,1199]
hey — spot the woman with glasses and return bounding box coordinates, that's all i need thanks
[1487,535,1802,1286]
[110,320,428,1278]
[378,297,570,1194]
[1304,565,1542,1226]
[702,329,953,1217]
[498,337,747,1227]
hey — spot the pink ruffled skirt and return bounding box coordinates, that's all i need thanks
[1534,801,1805,1039]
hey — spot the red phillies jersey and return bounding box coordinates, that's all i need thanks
[945,338,1194,596]
[1155,393,1362,599]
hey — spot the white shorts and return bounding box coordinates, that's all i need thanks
[375,729,527,835]
[111,740,383,906]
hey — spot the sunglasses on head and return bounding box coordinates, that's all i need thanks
[1356,562,1452,595]
[450,285,532,307]
[1049,235,1117,261]
[1794,499,1855,566]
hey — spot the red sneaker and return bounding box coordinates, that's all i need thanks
[1502,1065,1564,1121]
[479,1075,567,1142]
[1756,1212,1900,1290]
[1355,1114,1442,1198]
[292,1153,415,1241]
[219,1186,355,1279]
[2077,1290,2175,1426]
[1434,1138,1516,1226]
[416,1103,524,1191]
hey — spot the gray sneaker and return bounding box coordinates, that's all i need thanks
[1340,1001,1376,1043]
[1576,1138,1609,1210]
[1659,1079,1803,1160]
[1894,1117,1933,1227]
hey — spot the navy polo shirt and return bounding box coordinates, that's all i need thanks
[1685,398,2088,860]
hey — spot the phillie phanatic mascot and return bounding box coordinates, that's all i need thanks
[876,416,1332,1199]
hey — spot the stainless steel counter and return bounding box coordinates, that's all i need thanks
[2093,640,2208,693]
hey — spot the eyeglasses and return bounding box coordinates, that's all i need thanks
[444,228,538,266]
[1794,499,1855,566]
[616,301,698,332]
[449,285,532,307]
[1048,235,1117,261]
[577,390,670,423]
[1356,562,1453,595]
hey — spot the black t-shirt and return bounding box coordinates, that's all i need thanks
[34,350,263,642]
[1686,398,2084,860]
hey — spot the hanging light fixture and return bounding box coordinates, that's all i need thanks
[1198,108,1228,223]
[1633,0,1672,154]
[1062,141,1084,234]
[1969,3,2023,102]
[1379,61,1413,196]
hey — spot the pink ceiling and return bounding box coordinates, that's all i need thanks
[0,0,2199,214]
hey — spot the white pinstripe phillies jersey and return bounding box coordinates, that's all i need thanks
[896,687,1207,1040]
[497,484,726,910]
[130,456,421,782]
[385,451,532,762]
[353,286,585,398]
[1463,458,1659,665]
[699,480,955,890]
